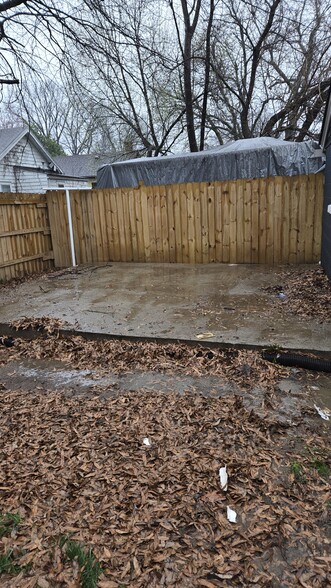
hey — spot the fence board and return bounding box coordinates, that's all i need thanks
[46,191,71,267]
[243,180,252,264]
[289,178,299,264]
[313,173,323,261]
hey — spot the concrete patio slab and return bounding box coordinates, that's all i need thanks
[0,263,330,353]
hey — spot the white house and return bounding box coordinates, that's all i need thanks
[0,127,91,193]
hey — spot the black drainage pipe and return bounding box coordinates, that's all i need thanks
[262,351,331,373]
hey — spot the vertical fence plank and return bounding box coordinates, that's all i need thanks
[207,183,216,262]
[313,173,323,261]
[266,178,275,264]
[229,181,237,263]
[140,185,151,262]
[193,183,202,263]
[166,185,176,263]
[243,180,252,264]
[258,178,267,263]
[201,183,209,263]
[110,190,119,261]
[305,175,315,262]
[134,188,145,262]
[187,183,195,263]
[146,186,156,262]
[180,184,189,263]
[221,182,230,263]
[236,180,244,263]
[297,176,308,263]
[273,177,283,263]
[160,184,170,262]
[289,177,299,264]
[153,186,163,262]
[251,179,259,264]
[128,188,139,261]
[47,191,71,267]
[215,182,222,262]
[173,183,183,263]
[122,188,133,261]
[97,189,109,262]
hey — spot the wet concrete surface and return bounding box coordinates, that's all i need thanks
[0,263,330,352]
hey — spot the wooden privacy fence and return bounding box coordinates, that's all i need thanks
[47,173,323,268]
[0,193,54,282]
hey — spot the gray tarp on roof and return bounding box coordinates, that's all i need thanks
[96,137,324,189]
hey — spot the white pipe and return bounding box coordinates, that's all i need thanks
[65,188,77,267]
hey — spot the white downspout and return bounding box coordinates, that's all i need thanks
[65,188,77,267]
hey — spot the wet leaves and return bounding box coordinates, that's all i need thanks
[0,388,330,587]
[263,267,331,322]
[10,316,68,335]
[1,331,290,390]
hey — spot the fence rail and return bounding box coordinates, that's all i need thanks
[47,173,324,267]
[0,193,54,282]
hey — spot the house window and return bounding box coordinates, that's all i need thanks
[58,184,65,187]
[0,184,11,192]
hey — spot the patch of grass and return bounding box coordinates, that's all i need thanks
[60,537,102,588]
[0,550,24,576]
[0,512,21,538]
[290,461,306,482]
[310,459,330,478]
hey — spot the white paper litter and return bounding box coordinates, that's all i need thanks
[196,332,214,339]
[143,437,151,445]
[227,506,237,523]
[314,405,330,421]
[219,466,228,491]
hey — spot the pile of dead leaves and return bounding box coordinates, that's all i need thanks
[263,267,331,322]
[10,316,69,336]
[0,333,290,389]
[0,389,329,587]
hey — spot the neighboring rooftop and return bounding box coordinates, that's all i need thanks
[0,127,27,160]
[0,126,61,172]
[53,152,139,179]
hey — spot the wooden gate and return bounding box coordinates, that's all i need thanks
[0,193,54,281]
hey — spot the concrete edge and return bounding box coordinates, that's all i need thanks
[1,323,331,360]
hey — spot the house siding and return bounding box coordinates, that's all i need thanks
[0,136,49,193]
[48,177,91,190]
[321,139,331,280]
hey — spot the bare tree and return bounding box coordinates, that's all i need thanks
[1,0,329,155]
[168,0,217,151]
[209,0,331,142]
[1,73,118,154]
[65,0,188,155]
